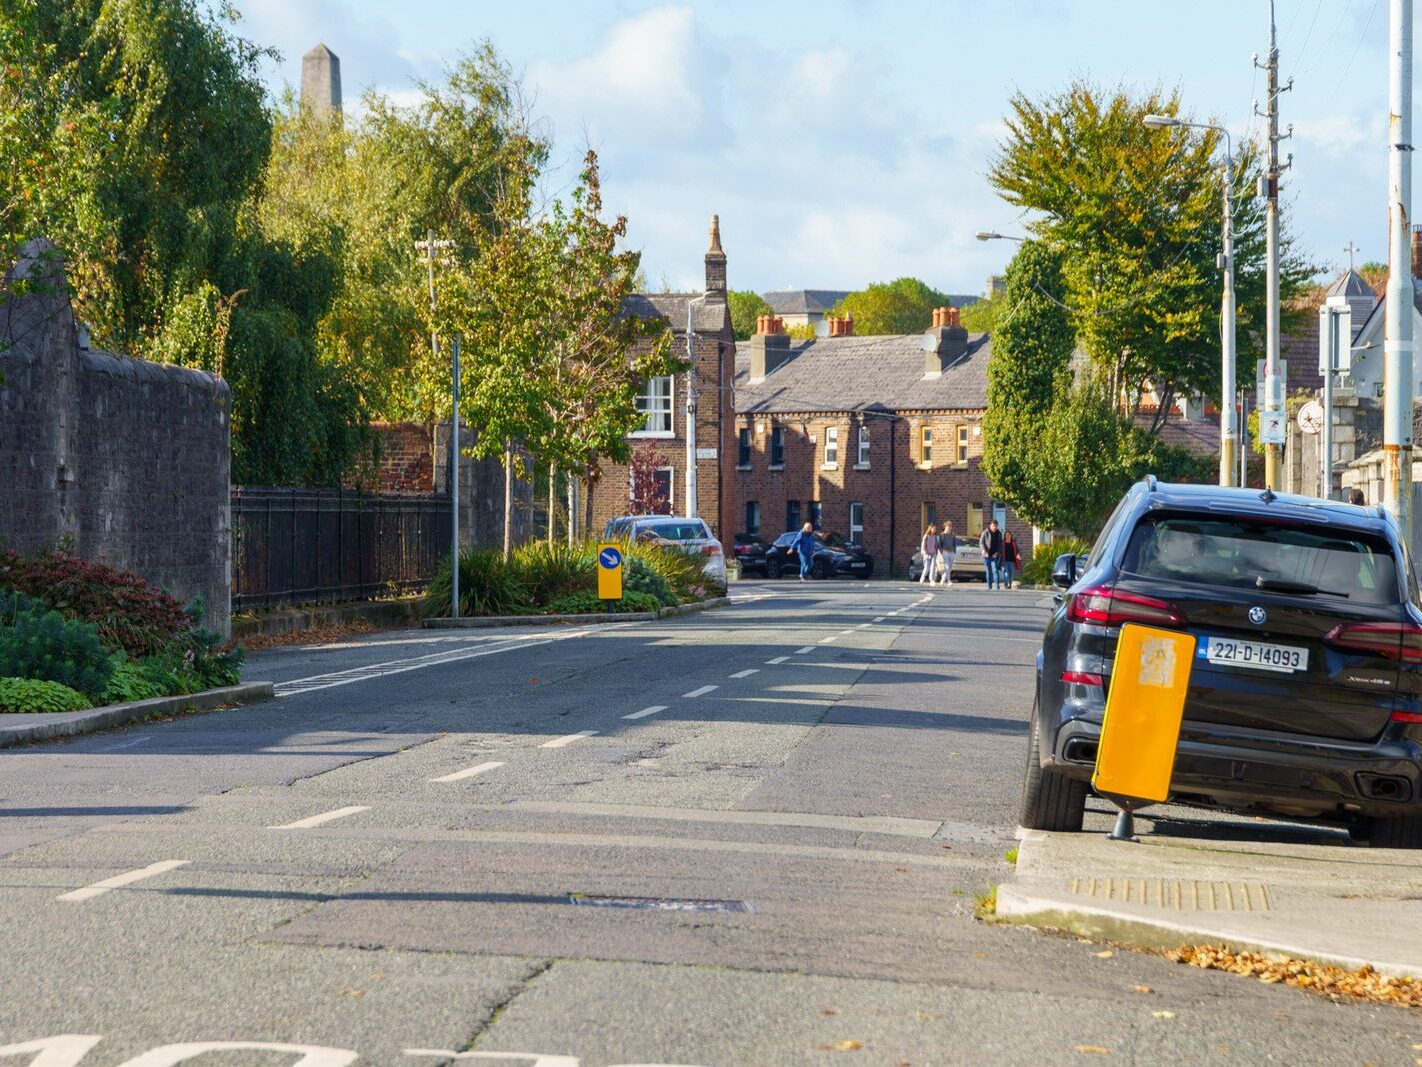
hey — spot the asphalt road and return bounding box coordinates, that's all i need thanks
[0,581,1418,1066]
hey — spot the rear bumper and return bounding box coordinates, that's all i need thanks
[1047,715,1422,819]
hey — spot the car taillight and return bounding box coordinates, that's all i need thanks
[1325,621,1422,663]
[1065,585,1183,627]
[1060,671,1105,687]
[702,544,721,557]
[1392,711,1422,724]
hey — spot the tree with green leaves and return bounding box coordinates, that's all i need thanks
[981,241,1075,528]
[989,81,1312,433]
[727,290,772,340]
[830,277,955,335]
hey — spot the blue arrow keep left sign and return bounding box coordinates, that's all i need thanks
[599,547,622,569]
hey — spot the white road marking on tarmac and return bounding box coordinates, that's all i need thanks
[819,636,837,643]
[682,685,718,698]
[729,669,759,678]
[541,730,599,748]
[273,629,600,697]
[874,616,887,622]
[269,805,370,830]
[622,705,668,720]
[856,623,872,629]
[794,646,814,654]
[100,736,151,751]
[765,656,789,664]
[57,859,189,902]
[429,761,505,783]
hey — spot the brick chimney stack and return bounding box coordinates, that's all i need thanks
[705,214,727,297]
[923,306,968,377]
[748,314,790,381]
[1412,225,1422,279]
[825,314,855,337]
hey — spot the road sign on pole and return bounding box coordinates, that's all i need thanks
[597,544,623,601]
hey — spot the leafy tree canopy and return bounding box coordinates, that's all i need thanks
[727,289,772,340]
[830,277,956,335]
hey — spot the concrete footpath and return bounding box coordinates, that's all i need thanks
[998,821,1422,978]
[0,682,274,747]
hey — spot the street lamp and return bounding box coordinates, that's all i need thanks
[1143,113,1238,488]
[975,231,1024,242]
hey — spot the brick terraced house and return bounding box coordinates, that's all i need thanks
[733,308,1029,577]
[587,217,738,542]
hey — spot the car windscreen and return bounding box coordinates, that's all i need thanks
[639,521,710,541]
[1121,516,1401,605]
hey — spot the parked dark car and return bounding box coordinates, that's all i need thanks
[764,531,874,579]
[1023,478,1422,847]
[733,533,770,577]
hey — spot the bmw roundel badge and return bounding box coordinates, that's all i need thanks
[1248,606,1267,626]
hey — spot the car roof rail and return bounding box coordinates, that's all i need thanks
[1144,474,1159,492]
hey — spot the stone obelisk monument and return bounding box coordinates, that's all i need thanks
[300,43,342,117]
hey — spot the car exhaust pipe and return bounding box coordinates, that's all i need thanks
[1062,738,1099,765]
[1355,773,1413,803]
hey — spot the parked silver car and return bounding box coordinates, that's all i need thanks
[602,514,727,589]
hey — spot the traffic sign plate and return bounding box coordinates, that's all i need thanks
[598,547,622,570]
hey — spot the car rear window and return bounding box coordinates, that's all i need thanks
[1122,516,1401,605]
[639,521,710,541]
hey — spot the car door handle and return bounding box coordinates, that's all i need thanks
[1053,594,1064,606]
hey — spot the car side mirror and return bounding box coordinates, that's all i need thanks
[1051,552,1078,589]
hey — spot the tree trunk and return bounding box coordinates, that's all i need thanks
[503,441,514,562]
[547,462,557,545]
[583,475,596,539]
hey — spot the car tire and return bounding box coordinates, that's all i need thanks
[858,563,874,579]
[1363,813,1422,848]
[810,559,829,580]
[1019,702,1088,833]
[766,558,783,580]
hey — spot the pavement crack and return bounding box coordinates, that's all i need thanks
[461,958,556,1053]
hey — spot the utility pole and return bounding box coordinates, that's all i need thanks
[450,337,460,617]
[1255,2,1292,489]
[1384,0,1414,539]
[1220,142,1238,487]
[685,297,706,517]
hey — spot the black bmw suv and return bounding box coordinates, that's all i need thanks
[1022,478,1422,847]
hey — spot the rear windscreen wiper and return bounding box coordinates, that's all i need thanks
[1255,576,1350,598]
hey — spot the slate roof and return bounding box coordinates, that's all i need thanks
[622,293,728,333]
[734,333,991,414]
[761,290,852,316]
[1326,269,1378,336]
[1140,413,1220,459]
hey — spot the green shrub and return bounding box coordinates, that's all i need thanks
[423,549,530,618]
[0,676,91,713]
[1021,538,1092,587]
[0,610,114,700]
[0,590,47,625]
[623,541,705,600]
[184,625,244,691]
[544,590,662,615]
[623,556,676,607]
[103,658,165,704]
[514,541,595,603]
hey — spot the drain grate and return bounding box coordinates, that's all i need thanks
[1067,878,1273,912]
[568,894,751,913]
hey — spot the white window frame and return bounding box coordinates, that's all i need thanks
[849,502,865,544]
[856,425,871,468]
[632,375,674,437]
[823,426,839,469]
[957,425,970,464]
[920,425,933,468]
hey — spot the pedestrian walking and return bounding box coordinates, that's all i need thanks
[936,521,957,586]
[1001,530,1022,589]
[796,522,817,581]
[1348,487,1366,506]
[919,524,940,584]
[980,519,1004,590]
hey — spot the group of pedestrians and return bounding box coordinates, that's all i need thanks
[918,519,1021,589]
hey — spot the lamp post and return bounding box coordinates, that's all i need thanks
[1144,114,1238,487]
[975,231,1024,243]
[685,294,709,517]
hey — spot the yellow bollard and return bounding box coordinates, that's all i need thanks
[1093,623,1195,807]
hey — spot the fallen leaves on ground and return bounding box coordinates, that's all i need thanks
[1166,945,1422,1007]
[1130,984,1155,995]
[816,1040,865,1051]
[1094,950,1114,958]
[1073,1045,1113,1055]
[237,619,379,651]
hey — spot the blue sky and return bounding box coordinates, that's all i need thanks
[227,0,1390,296]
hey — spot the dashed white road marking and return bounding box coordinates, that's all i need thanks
[682,684,719,698]
[57,859,189,902]
[100,736,151,751]
[856,623,872,629]
[429,761,505,783]
[274,629,599,698]
[819,636,837,643]
[765,656,789,664]
[794,646,814,654]
[729,668,759,679]
[541,730,599,748]
[269,805,370,830]
[874,616,887,623]
[623,705,668,720]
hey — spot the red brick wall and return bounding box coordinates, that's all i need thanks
[731,411,1030,576]
[351,422,435,494]
[591,322,737,542]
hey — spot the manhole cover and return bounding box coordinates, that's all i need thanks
[569,894,751,913]
[1067,878,1273,912]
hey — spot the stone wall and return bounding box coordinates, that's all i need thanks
[0,240,232,634]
